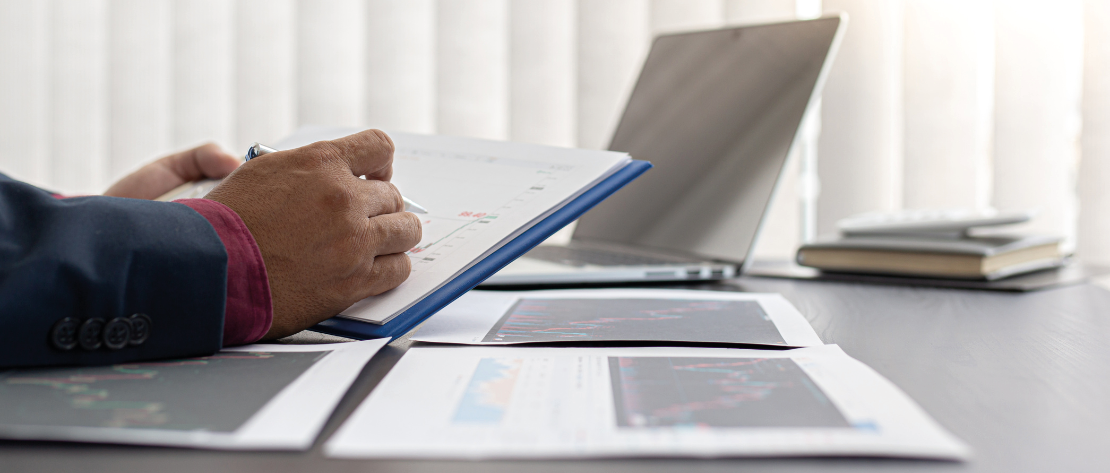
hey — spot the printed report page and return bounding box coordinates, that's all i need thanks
[411,289,824,347]
[325,345,969,460]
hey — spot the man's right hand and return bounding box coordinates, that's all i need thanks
[206,129,422,339]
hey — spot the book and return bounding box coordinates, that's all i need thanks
[795,234,1064,280]
[261,127,651,340]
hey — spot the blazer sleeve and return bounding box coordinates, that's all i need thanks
[0,175,228,368]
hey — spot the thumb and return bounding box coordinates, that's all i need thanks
[104,143,242,200]
[164,143,242,181]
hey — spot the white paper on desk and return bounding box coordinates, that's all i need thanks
[0,339,388,450]
[412,289,824,347]
[272,126,632,325]
[325,345,970,460]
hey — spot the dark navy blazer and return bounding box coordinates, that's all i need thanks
[0,174,227,368]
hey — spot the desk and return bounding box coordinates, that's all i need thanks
[5,276,1110,472]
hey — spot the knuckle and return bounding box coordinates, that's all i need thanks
[302,141,346,169]
[374,255,410,293]
[349,216,370,240]
[405,212,423,244]
[344,224,369,253]
[389,183,404,211]
[320,183,358,211]
[365,218,388,246]
[397,253,412,274]
[368,129,395,156]
[329,281,359,307]
[368,181,402,214]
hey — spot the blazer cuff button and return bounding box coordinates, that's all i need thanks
[127,313,151,345]
[103,318,132,350]
[50,317,80,350]
[78,318,106,350]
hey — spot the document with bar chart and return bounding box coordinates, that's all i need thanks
[412,289,823,347]
[273,127,633,325]
[325,345,969,460]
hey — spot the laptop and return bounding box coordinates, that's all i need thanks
[482,15,846,286]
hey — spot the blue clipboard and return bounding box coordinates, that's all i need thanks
[310,160,653,340]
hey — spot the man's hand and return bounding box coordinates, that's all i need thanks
[206,130,422,339]
[104,144,241,199]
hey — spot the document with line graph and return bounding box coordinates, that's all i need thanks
[325,345,970,460]
[272,127,633,325]
[412,289,824,347]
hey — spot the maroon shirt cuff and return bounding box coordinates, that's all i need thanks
[177,198,273,345]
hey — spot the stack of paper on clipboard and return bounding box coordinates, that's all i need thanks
[270,126,652,340]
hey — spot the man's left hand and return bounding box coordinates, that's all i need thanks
[104,143,241,199]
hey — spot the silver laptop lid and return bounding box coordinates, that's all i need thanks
[573,16,845,269]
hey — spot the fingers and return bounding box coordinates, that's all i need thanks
[338,198,420,304]
[364,212,423,256]
[164,143,241,182]
[311,129,395,181]
[195,144,242,178]
[357,179,405,217]
[103,143,240,199]
[358,253,413,298]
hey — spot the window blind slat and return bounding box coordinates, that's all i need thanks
[509,0,576,147]
[723,0,793,24]
[993,0,1083,248]
[365,0,436,134]
[235,0,296,151]
[576,0,650,150]
[1079,0,1110,264]
[109,0,171,181]
[0,0,50,187]
[902,0,994,210]
[816,0,904,234]
[297,0,366,128]
[436,0,509,140]
[172,0,234,151]
[50,0,109,194]
[651,0,724,34]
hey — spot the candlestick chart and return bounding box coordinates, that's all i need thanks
[482,298,787,345]
[0,351,325,432]
[608,356,850,428]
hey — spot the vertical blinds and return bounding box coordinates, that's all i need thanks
[0,0,1107,263]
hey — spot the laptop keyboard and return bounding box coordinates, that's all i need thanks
[525,246,696,267]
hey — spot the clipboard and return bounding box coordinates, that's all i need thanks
[310,160,653,340]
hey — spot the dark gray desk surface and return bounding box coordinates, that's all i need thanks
[5,276,1110,472]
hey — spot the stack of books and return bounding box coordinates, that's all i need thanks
[795,209,1065,280]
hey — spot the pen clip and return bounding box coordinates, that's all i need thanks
[244,143,279,161]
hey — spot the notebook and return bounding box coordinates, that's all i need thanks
[795,234,1064,280]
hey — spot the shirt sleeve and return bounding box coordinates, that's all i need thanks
[176,199,273,345]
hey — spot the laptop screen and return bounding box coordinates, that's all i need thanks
[573,16,843,266]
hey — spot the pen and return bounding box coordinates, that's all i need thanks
[245,143,429,214]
